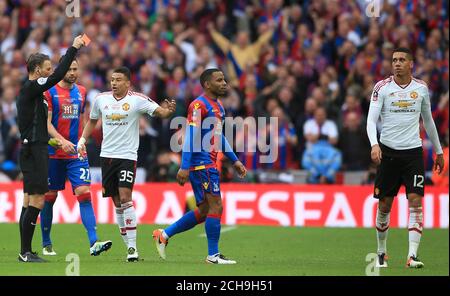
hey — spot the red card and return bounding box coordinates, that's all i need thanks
[81,34,91,46]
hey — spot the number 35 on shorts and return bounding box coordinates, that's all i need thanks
[120,170,134,183]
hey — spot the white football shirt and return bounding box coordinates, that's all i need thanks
[90,91,159,161]
[367,76,442,154]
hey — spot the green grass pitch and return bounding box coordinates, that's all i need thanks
[0,223,447,276]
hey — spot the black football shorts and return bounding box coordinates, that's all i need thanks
[19,142,49,195]
[100,157,136,197]
[373,143,425,199]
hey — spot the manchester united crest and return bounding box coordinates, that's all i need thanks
[122,103,130,111]
[410,91,418,99]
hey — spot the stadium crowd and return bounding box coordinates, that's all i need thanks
[0,0,448,184]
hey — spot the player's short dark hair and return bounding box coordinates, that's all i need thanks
[112,66,131,80]
[200,68,222,87]
[26,53,50,73]
[393,47,413,60]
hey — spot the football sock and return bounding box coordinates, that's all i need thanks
[205,214,221,256]
[408,207,423,258]
[77,193,98,247]
[123,202,137,250]
[115,206,128,246]
[40,192,57,248]
[19,206,27,253]
[40,201,54,247]
[165,209,204,238]
[376,208,390,254]
[22,206,41,254]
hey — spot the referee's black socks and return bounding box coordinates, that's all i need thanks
[19,206,26,253]
[21,206,41,254]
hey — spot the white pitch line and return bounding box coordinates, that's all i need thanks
[198,226,238,237]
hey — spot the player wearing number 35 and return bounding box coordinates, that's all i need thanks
[77,66,176,262]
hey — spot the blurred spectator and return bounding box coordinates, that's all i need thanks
[0,1,448,183]
[303,107,339,148]
[0,107,19,165]
[207,20,274,87]
[137,116,158,169]
[1,86,17,124]
[147,150,179,182]
[264,107,298,170]
[302,141,342,184]
[362,162,378,185]
[339,111,371,171]
[296,97,318,159]
[431,130,449,187]
[432,92,449,138]
[340,93,362,127]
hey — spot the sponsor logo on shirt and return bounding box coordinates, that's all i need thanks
[391,101,414,108]
[106,113,127,121]
[62,104,79,119]
[105,112,129,126]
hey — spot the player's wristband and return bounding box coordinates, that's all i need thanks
[77,137,87,160]
[78,137,86,147]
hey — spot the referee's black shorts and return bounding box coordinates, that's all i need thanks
[19,142,49,195]
[100,157,136,197]
[373,143,425,199]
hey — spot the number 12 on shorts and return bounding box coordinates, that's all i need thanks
[120,170,134,183]
[413,174,424,188]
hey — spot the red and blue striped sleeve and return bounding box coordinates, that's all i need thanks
[44,90,52,112]
[181,100,206,170]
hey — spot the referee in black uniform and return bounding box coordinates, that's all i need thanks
[16,36,85,262]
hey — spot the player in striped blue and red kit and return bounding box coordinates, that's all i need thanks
[153,69,247,264]
[41,59,112,256]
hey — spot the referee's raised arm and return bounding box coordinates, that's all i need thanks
[15,35,86,263]
[28,35,85,95]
